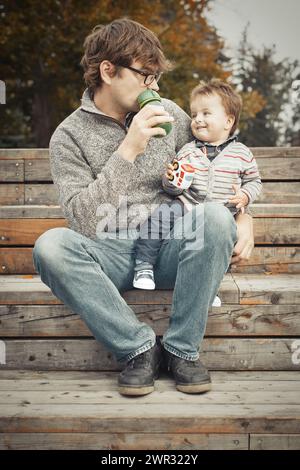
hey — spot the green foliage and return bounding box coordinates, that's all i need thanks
[234,28,299,146]
[0,0,258,147]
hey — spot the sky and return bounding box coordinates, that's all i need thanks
[206,0,300,63]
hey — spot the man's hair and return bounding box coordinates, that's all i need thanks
[80,18,172,97]
[190,79,242,135]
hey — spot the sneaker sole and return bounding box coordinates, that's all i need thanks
[118,384,155,396]
[176,382,212,394]
[133,281,155,290]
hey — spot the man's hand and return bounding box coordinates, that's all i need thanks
[231,212,254,265]
[228,184,249,214]
[117,105,174,163]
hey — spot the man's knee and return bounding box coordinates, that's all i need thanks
[204,203,237,240]
[33,227,72,272]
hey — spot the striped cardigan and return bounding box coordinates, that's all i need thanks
[162,140,262,214]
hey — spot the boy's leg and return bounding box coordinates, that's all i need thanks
[136,200,185,265]
[134,201,185,289]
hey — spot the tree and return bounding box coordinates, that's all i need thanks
[286,77,300,146]
[1,0,231,147]
[234,28,299,146]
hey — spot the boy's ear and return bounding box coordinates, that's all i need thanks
[225,114,235,131]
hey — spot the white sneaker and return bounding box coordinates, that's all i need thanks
[212,295,221,307]
[133,269,155,290]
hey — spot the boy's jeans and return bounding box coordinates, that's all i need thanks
[33,203,237,363]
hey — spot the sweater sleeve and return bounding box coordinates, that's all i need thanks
[240,148,263,204]
[49,127,139,238]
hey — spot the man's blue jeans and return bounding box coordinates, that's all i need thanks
[33,203,237,363]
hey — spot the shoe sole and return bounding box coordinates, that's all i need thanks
[118,384,155,396]
[176,382,212,394]
[133,281,155,290]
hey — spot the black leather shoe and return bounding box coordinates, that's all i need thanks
[118,341,162,396]
[164,349,212,393]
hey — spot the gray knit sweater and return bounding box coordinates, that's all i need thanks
[49,89,192,240]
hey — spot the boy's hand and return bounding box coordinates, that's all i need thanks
[228,184,249,214]
[165,160,177,180]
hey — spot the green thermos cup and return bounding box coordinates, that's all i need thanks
[137,89,172,137]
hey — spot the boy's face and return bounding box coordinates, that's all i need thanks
[190,93,234,145]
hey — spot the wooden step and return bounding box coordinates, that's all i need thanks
[0,274,299,371]
[1,303,300,337]
[1,147,300,180]
[1,245,300,275]
[1,182,300,205]
[1,215,298,245]
[1,204,300,274]
[0,274,299,305]
[0,337,299,371]
[0,370,299,449]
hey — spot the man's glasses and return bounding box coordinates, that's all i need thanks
[120,65,162,86]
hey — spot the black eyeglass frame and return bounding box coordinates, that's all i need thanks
[120,65,162,86]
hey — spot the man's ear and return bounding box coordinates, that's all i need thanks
[225,114,235,131]
[99,60,117,85]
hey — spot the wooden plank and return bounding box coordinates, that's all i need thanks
[0,149,49,160]
[25,184,58,205]
[251,147,300,157]
[1,304,300,337]
[0,160,24,182]
[0,388,299,405]
[232,274,300,305]
[1,216,299,246]
[1,245,300,275]
[0,432,248,450]
[256,156,300,180]
[1,147,299,159]
[0,370,298,381]
[250,434,300,450]
[0,184,24,205]
[258,182,300,203]
[250,204,300,218]
[0,248,35,274]
[0,219,67,245]
[0,274,238,305]
[0,402,300,434]
[24,159,52,182]
[231,246,300,274]
[2,375,300,392]
[1,204,300,219]
[253,218,300,244]
[0,205,63,218]
[0,338,299,371]
[0,181,299,208]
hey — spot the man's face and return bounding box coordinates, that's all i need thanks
[110,60,160,113]
[190,93,234,145]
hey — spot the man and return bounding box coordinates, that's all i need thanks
[33,19,254,396]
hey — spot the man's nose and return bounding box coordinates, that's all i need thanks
[148,79,159,92]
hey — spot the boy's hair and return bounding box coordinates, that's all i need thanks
[80,18,172,97]
[190,79,242,135]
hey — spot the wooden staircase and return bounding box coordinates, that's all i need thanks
[0,147,300,450]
